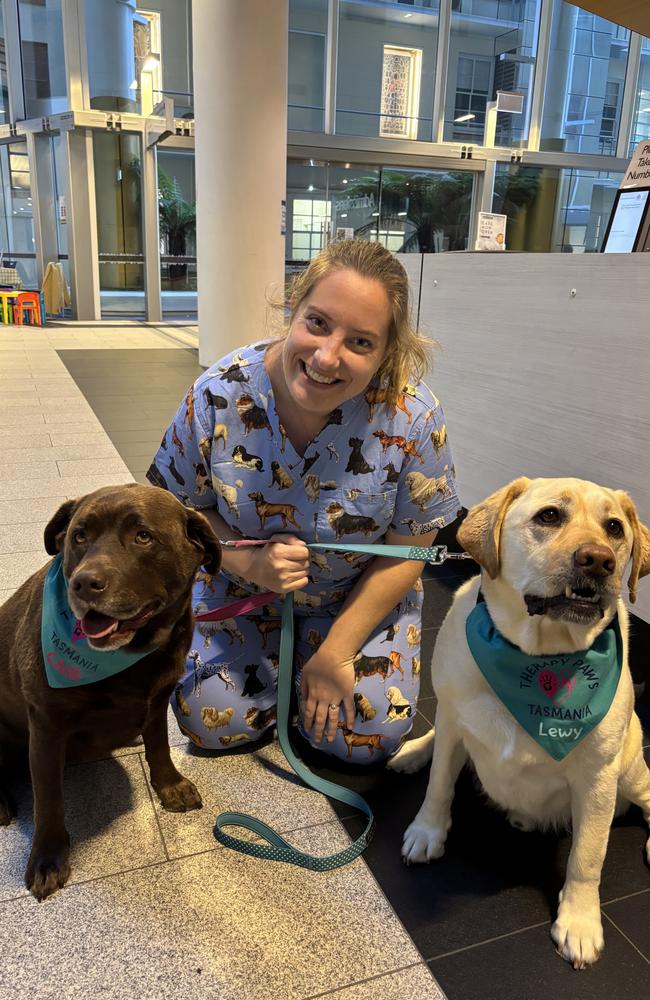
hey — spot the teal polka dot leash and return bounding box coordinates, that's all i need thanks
[213,542,473,870]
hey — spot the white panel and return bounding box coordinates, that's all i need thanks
[418,253,650,622]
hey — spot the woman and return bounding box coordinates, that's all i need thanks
[147,240,461,762]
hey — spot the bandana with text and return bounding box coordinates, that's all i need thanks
[41,555,151,688]
[465,596,622,760]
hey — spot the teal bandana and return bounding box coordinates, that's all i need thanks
[41,555,152,688]
[465,596,622,761]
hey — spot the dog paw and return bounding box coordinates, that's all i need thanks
[155,776,203,812]
[401,820,446,864]
[25,839,71,901]
[387,731,435,774]
[551,902,604,969]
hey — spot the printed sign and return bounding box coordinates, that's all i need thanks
[475,212,507,251]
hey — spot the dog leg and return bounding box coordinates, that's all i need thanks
[400,705,465,864]
[551,764,618,969]
[617,749,650,863]
[387,727,435,774]
[142,700,202,812]
[0,748,16,825]
[24,722,71,900]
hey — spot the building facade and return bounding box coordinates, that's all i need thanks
[1,0,649,320]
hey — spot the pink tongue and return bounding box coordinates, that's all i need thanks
[81,611,119,639]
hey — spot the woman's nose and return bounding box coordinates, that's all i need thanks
[314,337,342,369]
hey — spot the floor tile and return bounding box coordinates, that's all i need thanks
[0,496,66,525]
[428,919,650,1000]
[146,740,338,860]
[56,457,130,477]
[0,521,46,553]
[0,822,423,1000]
[0,550,49,588]
[0,754,166,902]
[309,963,447,1000]
[602,889,650,961]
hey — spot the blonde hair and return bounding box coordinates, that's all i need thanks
[282,240,432,406]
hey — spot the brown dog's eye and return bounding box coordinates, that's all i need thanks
[605,519,624,538]
[72,530,86,544]
[535,507,560,525]
[135,530,153,545]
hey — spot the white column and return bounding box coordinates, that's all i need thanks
[192,0,289,368]
[62,128,101,320]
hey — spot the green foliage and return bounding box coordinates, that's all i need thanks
[157,167,195,257]
[343,170,474,252]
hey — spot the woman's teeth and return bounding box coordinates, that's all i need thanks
[303,362,336,385]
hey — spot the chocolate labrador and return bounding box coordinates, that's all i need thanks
[0,484,220,900]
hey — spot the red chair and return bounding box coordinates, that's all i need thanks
[14,291,42,326]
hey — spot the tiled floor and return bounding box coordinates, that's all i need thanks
[1,324,649,1000]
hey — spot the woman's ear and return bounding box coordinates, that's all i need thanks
[44,499,79,555]
[185,509,222,574]
[456,478,530,578]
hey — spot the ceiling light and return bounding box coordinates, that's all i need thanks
[340,213,348,218]
[454,113,476,123]
[342,179,348,184]
[345,162,351,168]
[308,184,314,191]
[398,211,407,216]
[403,12,413,17]
[371,211,379,217]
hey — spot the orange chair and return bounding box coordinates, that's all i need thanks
[14,291,42,326]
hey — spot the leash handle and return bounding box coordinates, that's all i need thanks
[213,594,375,869]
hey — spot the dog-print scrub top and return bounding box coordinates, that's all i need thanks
[148,340,461,603]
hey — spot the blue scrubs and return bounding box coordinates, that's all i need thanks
[148,342,461,762]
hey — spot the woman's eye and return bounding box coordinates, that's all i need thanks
[535,507,560,525]
[72,530,86,544]
[605,519,624,538]
[306,314,325,330]
[135,530,153,545]
[352,337,372,350]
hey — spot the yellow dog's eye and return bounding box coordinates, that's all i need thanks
[535,507,560,525]
[72,530,86,544]
[135,530,153,545]
[605,519,624,538]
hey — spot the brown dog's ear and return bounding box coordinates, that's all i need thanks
[185,509,222,575]
[615,492,650,604]
[44,499,79,555]
[456,478,530,579]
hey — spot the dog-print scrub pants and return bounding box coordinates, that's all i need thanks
[148,342,461,763]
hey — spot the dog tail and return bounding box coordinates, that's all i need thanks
[387,727,435,774]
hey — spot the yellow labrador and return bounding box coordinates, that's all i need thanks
[389,477,650,969]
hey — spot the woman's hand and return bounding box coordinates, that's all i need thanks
[247,534,310,593]
[300,645,356,744]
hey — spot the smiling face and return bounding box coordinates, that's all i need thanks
[276,268,392,421]
[499,479,636,625]
[45,485,220,652]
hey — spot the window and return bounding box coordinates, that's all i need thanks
[453,54,491,139]
[380,45,422,140]
[599,80,620,149]
[291,198,331,260]
[22,40,50,100]
[540,1,630,156]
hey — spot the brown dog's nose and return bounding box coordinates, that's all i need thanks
[573,544,616,577]
[71,569,108,599]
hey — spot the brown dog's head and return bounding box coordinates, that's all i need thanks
[44,484,221,651]
[458,477,650,625]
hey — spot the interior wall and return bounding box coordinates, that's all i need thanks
[413,252,650,623]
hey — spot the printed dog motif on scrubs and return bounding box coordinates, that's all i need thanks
[148,341,461,760]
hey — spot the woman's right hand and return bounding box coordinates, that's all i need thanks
[246,534,310,593]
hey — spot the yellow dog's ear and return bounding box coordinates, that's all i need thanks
[457,478,530,579]
[615,492,650,604]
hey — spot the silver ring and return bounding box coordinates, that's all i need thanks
[328,703,340,711]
